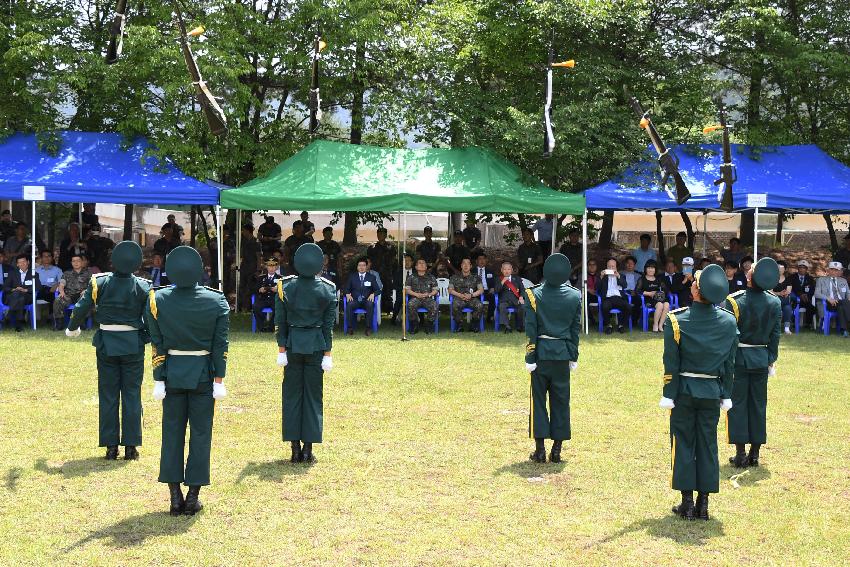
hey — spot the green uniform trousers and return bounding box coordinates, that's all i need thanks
[670,394,720,494]
[727,367,768,445]
[529,360,571,440]
[158,381,215,486]
[96,351,144,447]
[282,352,324,443]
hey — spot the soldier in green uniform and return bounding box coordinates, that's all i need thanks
[523,254,581,463]
[275,243,337,464]
[448,258,484,332]
[405,258,439,334]
[725,258,782,468]
[146,246,230,516]
[660,264,738,521]
[65,241,149,461]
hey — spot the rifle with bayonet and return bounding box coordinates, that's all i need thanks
[703,106,736,212]
[542,30,575,158]
[309,36,327,135]
[105,0,129,64]
[625,89,690,205]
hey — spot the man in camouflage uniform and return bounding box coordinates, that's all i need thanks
[53,252,92,328]
[448,257,483,332]
[405,258,439,334]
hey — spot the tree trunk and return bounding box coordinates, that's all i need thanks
[774,213,784,246]
[679,211,695,249]
[122,204,134,241]
[824,213,839,251]
[655,211,665,262]
[190,206,197,247]
[740,211,755,247]
[597,211,614,252]
[48,203,56,252]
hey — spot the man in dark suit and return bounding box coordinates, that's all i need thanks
[0,250,11,290]
[3,254,40,331]
[790,260,815,328]
[597,257,632,333]
[494,261,525,332]
[253,259,284,332]
[144,253,170,287]
[474,253,497,322]
[663,258,694,307]
[344,258,382,336]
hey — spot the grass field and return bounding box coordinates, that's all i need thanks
[0,316,848,566]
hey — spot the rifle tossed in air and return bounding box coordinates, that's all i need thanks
[105,0,129,64]
[703,106,736,212]
[309,36,327,135]
[542,31,575,158]
[625,89,691,205]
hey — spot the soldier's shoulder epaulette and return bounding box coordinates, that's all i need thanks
[94,272,112,278]
[203,286,224,294]
[319,276,336,289]
[281,275,297,282]
[527,283,542,290]
[766,289,778,297]
[728,290,745,298]
[670,306,688,314]
[151,285,170,292]
[566,283,579,291]
[136,276,152,284]
[717,306,735,316]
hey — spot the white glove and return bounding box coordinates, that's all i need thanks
[768,364,776,377]
[525,362,537,372]
[277,351,288,367]
[321,355,333,372]
[569,361,578,371]
[65,327,81,338]
[152,381,166,401]
[212,381,227,400]
[659,397,675,410]
[721,398,733,411]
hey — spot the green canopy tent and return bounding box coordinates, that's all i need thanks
[221,140,589,333]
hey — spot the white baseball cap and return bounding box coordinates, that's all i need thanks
[796,260,810,268]
[828,261,843,270]
[682,257,695,265]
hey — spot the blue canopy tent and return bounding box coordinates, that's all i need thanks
[0,131,223,329]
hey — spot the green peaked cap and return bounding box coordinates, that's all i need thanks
[696,263,729,304]
[753,258,780,291]
[543,253,571,287]
[165,246,203,288]
[111,241,142,275]
[294,243,323,277]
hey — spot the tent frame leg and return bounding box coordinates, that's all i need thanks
[32,201,37,330]
[582,209,588,335]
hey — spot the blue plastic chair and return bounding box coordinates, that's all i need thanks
[250,293,274,333]
[790,293,808,333]
[639,295,656,332]
[598,295,633,333]
[820,299,843,335]
[56,290,93,330]
[449,294,486,332]
[405,293,439,334]
[493,294,519,331]
[343,293,381,334]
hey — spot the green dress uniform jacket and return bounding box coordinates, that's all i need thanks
[663,302,738,493]
[275,275,337,443]
[69,272,150,447]
[523,283,581,440]
[724,289,782,445]
[146,285,230,486]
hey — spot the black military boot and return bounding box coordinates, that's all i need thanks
[748,444,761,467]
[105,446,119,460]
[729,443,748,468]
[549,440,563,463]
[168,483,185,516]
[184,486,203,515]
[672,491,695,520]
[124,446,139,460]
[529,438,546,463]
[301,442,317,464]
[695,492,710,520]
[290,441,302,463]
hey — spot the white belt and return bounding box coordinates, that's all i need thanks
[100,324,138,332]
[539,335,564,340]
[739,343,767,348]
[167,350,210,356]
[680,372,718,379]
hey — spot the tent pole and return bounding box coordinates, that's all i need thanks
[215,205,224,292]
[702,212,708,258]
[582,209,588,335]
[754,207,759,260]
[550,214,557,253]
[32,200,37,330]
[401,212,407,342]
[235,209,242,311]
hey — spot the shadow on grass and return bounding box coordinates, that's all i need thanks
[64,511,199,551]
[236,460,311,484]
[6,467,22,491]
[591,514,725,547]
[493,459,567,478]
[34,457,128,478]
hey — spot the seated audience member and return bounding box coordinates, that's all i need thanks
[258,215,283,256]
[738,255,754,279]
[621,256,640,296]
[559,228,583,272]
[365,258,384,290]
[445,230,470,275]
[58,222,87,271]
[3,254,40,331]
[814,261,850,336]
[392,253,415,325]
[317,227,341,274]
[320,253,338,285]
[252,259,283,332]
[632,233,657,274]
[272,249,287,275]
[774,260,794,335]
[299,211,316,241]
[791,259,815,327]
[597,257,633,334]
[344,258,382,336]
[53,253,92,328]
[725,261,746,293]
[585,258,599,308]
[3,222,32,257]
[432,257,451,279]
[415,226,440,268]
[35,250,63,310]
[405,258,439,334]
[145,252,170,286]
[85,223,114,271]
[636,260,671,332]
[494,261,525,332]
[517,228,543,284]
[153,223,180,258]
[663,258,694,307]
[475,253,497,322]
[666,231,693,270]
[448,258,484,332]
[698,257,713,270]
[0,250,10,289]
